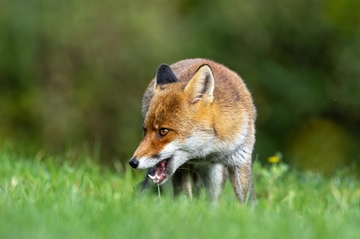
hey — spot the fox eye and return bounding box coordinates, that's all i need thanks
[159,128,169,136]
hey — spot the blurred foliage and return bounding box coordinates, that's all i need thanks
[1,0,359,173]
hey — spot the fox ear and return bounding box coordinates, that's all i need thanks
[184,64,214,104]
[155,64,178,87]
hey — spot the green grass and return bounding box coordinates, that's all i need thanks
[0,149,359,239]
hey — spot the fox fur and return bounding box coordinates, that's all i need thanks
[129,58,256,203]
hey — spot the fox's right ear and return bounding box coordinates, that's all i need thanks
[184,64,214,105]
[154,64,178,90]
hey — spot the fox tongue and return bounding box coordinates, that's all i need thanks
[148,160,167,184]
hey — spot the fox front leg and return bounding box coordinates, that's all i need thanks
[171,167,194,199]
[228,162,255,203]
[198,164,226,202]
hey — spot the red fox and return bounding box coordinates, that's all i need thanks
[129,58,256,203]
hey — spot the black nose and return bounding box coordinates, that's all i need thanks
[129,158,139,169]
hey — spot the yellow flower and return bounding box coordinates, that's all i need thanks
[268,156,280,163]
[268,152,282,164]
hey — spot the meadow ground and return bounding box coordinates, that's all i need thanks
[0,149,359,239]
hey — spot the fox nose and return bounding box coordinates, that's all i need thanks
[129,158,139,169]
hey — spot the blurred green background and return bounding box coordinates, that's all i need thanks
[1,0,359,174]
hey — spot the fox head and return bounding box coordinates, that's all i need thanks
[129,63,216,184]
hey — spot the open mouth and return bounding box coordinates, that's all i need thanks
[148,158,169,184]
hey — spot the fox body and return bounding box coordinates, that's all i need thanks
[129,59,256,202]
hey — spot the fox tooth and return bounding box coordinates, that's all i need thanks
[148,174,155,180]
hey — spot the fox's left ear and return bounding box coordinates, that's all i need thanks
[184,64,214,104]
[154,64,178,90]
